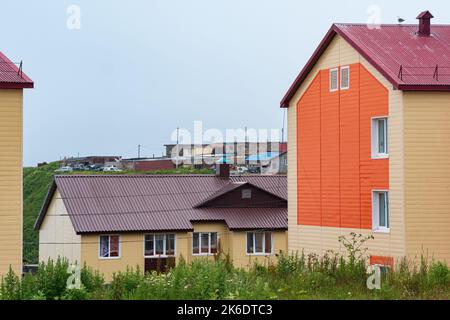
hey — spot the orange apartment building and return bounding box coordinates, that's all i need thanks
[281,11,450,266]
[0,53,33,277]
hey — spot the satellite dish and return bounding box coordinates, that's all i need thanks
[397,16,405,23]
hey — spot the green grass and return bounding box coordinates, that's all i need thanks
[22,163,214,264]
[2,248,449,300]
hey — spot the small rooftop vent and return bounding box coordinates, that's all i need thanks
[417,10,434,36]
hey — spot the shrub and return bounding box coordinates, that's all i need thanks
[0,267,21,300]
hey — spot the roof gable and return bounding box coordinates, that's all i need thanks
[195,182,287,208]
[281,22,450,107]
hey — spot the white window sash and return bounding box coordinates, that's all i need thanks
[372,191,390,232]
[371,117,389,159]
[330,68,339,92]
[99,235,121,259]
[340,66,350,90]
[192,232,218,256]
[247,232,273,255]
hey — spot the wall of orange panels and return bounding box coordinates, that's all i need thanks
[296,63,389,229]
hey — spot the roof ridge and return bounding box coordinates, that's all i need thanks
[55,174,287,178]
[335,23,450,27]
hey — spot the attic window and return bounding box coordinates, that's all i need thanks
[242,189,252,199]
[340,66,350,90]
[330,68,338,92]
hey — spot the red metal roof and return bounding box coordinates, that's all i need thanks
[35,175,287,233]
[281,20,450,107]
[0,52,33,89]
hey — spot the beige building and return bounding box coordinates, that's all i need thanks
[280,11,450,267]
[35,169,287,280]
[0,52,33,277]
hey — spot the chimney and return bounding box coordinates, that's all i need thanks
[417,10,434,36]
[215,163,230,179]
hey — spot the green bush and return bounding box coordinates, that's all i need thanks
[2,234,450,300]
[0,267,21,300]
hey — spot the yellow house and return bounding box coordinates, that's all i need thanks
[281,11,450,266]
[0,52,33,277]
[35,168,287,280]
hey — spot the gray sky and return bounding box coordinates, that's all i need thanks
[2,0,448,166]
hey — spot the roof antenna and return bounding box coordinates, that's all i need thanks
[397,16,405,24]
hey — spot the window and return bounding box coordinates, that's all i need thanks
[242,189,252,199]
[193,232,218,255]
[372,191,389,232]
[144,234,176,257]
[340,66,350,90]
[330,68,338,92]
[246,232,272,255]
[99,235,120,259]
[372,117,388,158]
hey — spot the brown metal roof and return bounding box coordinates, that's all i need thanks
[35,175,287,233]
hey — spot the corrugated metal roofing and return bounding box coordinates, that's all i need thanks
[35,175,287,233]
[281,20,450,107]
[0,52,33,88]
[337,23,450,87]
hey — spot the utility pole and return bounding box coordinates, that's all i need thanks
[244,126,248,166]
[138,144,141,159]
[176,127,180,169]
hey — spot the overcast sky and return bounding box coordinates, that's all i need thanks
[2,0,448,166]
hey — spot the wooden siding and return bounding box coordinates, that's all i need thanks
[287,35,406,259]
[39,190,81,264]
[404,92,450,264]
[0,89,23,277]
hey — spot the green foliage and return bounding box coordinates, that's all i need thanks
[35,257,71,299]
[0,267,21,300]
[4,234,450,300]
[23,162,60,264]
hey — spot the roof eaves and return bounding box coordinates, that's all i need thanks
[34,180,57,230]
[398,84,450,91]
[0,51,34,89]
[280,25,338,108]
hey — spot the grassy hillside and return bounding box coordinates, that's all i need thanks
[23,162,59,264]
[22,163,214,264]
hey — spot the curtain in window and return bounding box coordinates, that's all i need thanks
[100,236,109,258]
[109,236,119,257]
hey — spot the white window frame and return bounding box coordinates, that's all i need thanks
[143,234,176,258]
[98,234,121,260]
[372,190,390,233]
[246,232,273,256]
[340,66,350,90]
[329,68,339,92]
[371,117,389,159]
[192,232,219,256]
